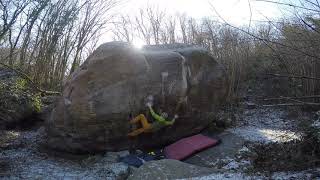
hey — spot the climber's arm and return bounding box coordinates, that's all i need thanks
[148,106,166,123]
[165,119,175,125]
[164,118,176,125]
[148,106,176,126]
[165,115,178,125]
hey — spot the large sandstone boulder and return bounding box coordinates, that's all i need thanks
[46,42,228,153]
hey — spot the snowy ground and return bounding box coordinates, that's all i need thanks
[186,170,316,180]
[229,107,302,144]
[0,104,319,179]
[0,129,130,179]
[185,104,319,179]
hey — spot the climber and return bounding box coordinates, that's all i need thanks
[128,102,178,137]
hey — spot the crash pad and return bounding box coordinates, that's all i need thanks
[164,134,220,160]
[119,155,144,167]
[119,151,163,167]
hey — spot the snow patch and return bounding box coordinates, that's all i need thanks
[229,126,302,143]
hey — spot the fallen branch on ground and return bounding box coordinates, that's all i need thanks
[263,95,320,107]
[266,73,320,81]
[263,103,320,107]
[263,95,320,101]
[281,96,319,105]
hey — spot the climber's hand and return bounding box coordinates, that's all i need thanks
[146,102,152,107]
[147,95,154,102]
[174,114,179,119]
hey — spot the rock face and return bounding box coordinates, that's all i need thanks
[46,42,228,153]
[0,68,41,129]
[128,159,217,180]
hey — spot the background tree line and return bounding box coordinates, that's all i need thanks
[1,0,320,104]
[111,1,320,103]
[0,0,118,91]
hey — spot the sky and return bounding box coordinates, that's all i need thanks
[103,0,300,46]
[119,0,287,25]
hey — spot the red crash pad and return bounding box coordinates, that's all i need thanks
[164,134,219,160]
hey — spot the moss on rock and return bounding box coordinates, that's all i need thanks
[0,68,42,129]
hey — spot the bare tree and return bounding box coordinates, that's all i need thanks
[0,0,119,90]
[135,9,152,45]
[168,17,176,44]
[0,0,31,41]
[70,0,118,74]
[112,15,134,42]
[178,14,188,44]
[146,6,165,45]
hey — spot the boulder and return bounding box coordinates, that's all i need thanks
[46,42,228,153]
[0,67,41,129]
[128,159,217,180]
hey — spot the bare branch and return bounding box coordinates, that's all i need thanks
[254,0,320,12]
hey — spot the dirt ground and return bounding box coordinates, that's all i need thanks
[1,98,320,179]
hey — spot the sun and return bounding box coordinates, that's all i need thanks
[132,39,145,49]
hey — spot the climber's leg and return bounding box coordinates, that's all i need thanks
[130,114,145,124]
[128,114,152,136]
[128,128,145,137]
[139,115,152,130]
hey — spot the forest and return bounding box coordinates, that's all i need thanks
[1,0,320,179]
[1,0,320,100]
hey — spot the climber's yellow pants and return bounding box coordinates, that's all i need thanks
[128,114,152,136]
